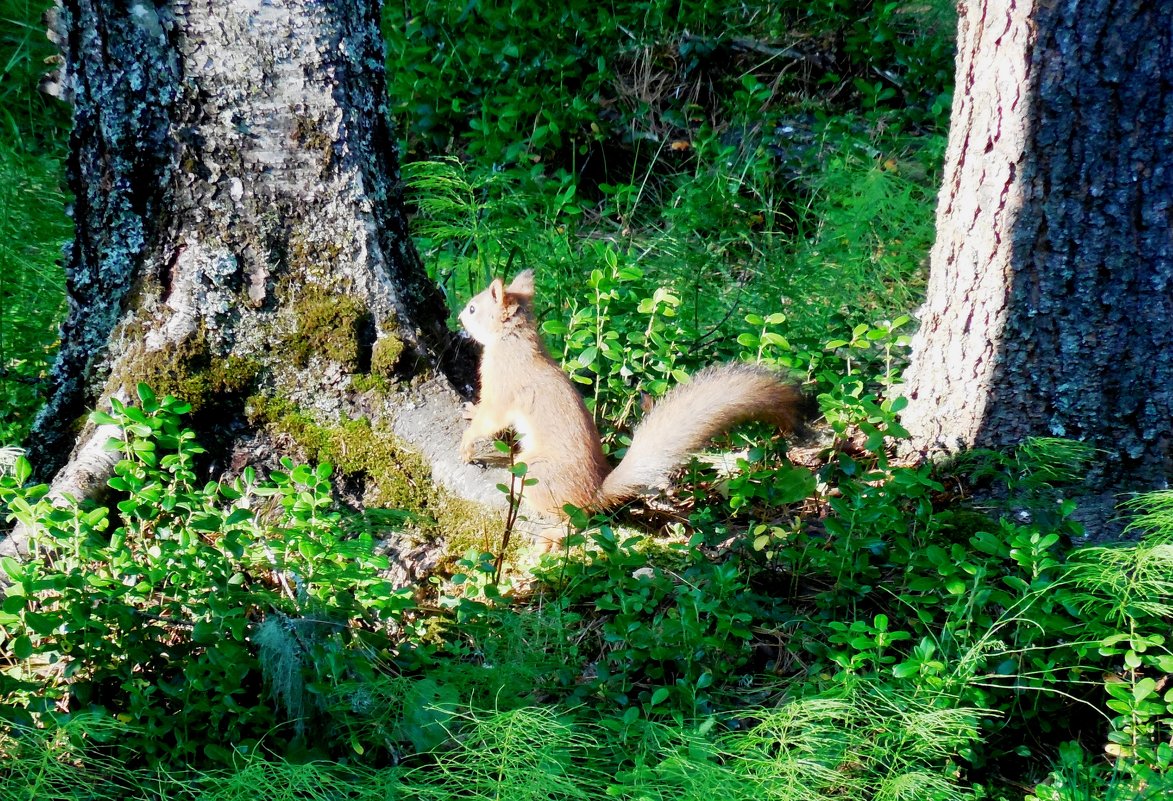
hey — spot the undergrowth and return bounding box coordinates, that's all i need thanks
[0,693,982,800]
[2,369,1170,799]
[389,0,953,353]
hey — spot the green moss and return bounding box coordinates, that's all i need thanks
[121,329,260,412]
[287,234,343,280]
[350,374,383,394]
[285,285,370,370]
[352,329,407,394]
[246,394,500,552]
[370,332,405,377]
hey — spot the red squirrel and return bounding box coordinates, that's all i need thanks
[459,270,805,518]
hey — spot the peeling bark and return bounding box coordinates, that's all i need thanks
[901,1,1173,526]
[10,0,503,576]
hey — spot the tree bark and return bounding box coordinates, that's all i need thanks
[901,1,1173,522]
[8,0,506,573]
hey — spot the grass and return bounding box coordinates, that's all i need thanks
[0,0,70,444]
[406,118,945,360]
[0,692,981,801]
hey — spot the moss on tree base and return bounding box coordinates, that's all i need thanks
[246,394,503,567]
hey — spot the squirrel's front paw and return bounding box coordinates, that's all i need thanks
[460,434,478,463]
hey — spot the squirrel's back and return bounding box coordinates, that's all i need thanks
[484,336,611,514]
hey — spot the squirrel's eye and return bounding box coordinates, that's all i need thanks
[468,304,476,314]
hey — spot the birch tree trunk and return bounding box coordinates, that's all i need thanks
[6,0,505,573]
[900,1,1173,526]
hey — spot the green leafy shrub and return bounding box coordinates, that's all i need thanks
[0,386,415,763]
[1023,503,1173,800]
[1059,494,1173,794]
[548,257,707,439]
[534,527,763,719]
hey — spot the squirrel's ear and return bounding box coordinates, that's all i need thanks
[507,270,535,299]
[487,277,506,306]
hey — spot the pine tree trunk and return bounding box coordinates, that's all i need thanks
[6,0,506,571]
[901,1,1173,525]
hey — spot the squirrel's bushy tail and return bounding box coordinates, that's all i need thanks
[596,363,806,509]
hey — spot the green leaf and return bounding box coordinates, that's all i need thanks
[90,410,119,426]
[769,467,816,505]
[122,406,148,424]
[622,706,640,725]
[136,383,158,408]
[650,687,670,706]
[204,743,233,763]
[193,620,217,644]
[189,514,223,533]
[1133,677,1158,702]
[224,508,253,526]
[0,557,24,581]
[227,614,248,641]
[11,635,33,660]
[892,662,920,678]
[760,332,790,349]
